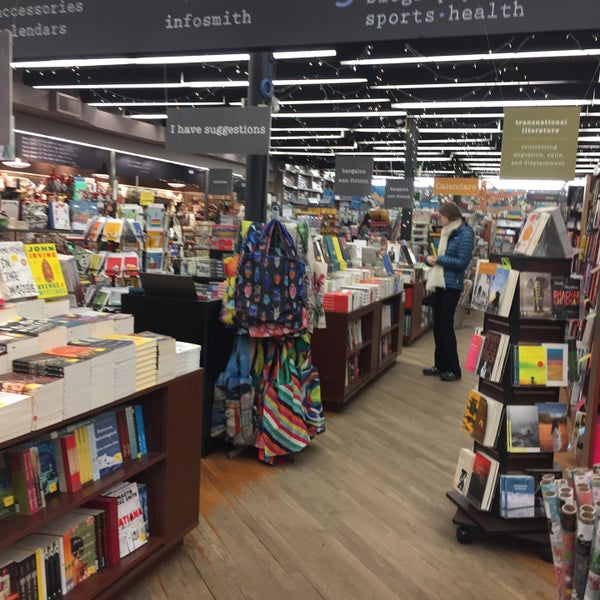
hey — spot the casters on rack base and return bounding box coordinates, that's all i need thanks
[456,525,473,544]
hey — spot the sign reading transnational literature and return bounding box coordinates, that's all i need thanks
[334,156,373,197]
[385,178,414,208]
[166,107,271,155]
[433,178,480,197]
[1,1,597,60]
[500,106,581,180]
[24,243,68,299]
[207,169,233,195]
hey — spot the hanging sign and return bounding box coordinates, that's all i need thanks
[385,178,414,208]
[0,31,12,160]
[334,156,373,197]
[166,107,271,155]
[1,1,598,60]
[139,191,155,206]
[207,169,233,195]
[433,178,480,196]
[500,107,581,181]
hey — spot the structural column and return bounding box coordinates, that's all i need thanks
[401,116,419,240]
[244,51,274,222]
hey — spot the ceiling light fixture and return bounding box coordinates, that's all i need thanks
[418,128,501,133]
[167,180,186,189]
[127,113,168,120]
[279,98,390,106]
[271,127,348,133]
[2,157,31,169]
[271,134,344,140]
[273,110,407,119]
[372,80,573,91]
[341,48,600,67]
[13,49,336,69]
[391,99,597,109]
[89,101,226,107]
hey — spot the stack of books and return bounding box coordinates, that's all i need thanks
[0,391,32,442]
[175,341,202,377]
[0,373,64,431]
[0,332,41,374]
[107,335,157,391]
[136,332,176,384]
[0,317,68,351]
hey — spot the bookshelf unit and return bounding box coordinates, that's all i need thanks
[0,369,203,599]
[312,293,403,409]
[402,282,432,346]
[447,254,571,545]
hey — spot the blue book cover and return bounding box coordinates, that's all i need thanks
[92,412,123,477]
[70,200,99,233]
[137,482,149,537]
[134,405,147,456]
[501,475,535,518]
[31,440,59,496]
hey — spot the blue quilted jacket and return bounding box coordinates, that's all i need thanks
[436,224,474,290]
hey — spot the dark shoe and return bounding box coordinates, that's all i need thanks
[440,371,461,382]
[423,366,441,376]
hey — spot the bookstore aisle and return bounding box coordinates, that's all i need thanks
[119,312,555,600]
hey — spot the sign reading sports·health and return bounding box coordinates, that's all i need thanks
[166,107,271,155]
[385,178,414,208]
[0,1,597,60]
[334,156,374,197]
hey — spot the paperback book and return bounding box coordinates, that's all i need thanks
[536,402,568,452]
[499,474,535,519]
[506,405,541,453]
[476,330,510,383]
[519,271,552,318]
[461,389,504,448]
[466,450,500,512]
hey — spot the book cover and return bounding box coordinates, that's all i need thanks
[86,216,106,242]
[476,330,507,382]
[536,402,568,452]
[514,344,547,386]
[92,412,123,478]
[471,260,496,311]
[101,219,124,243]
[461,390,487,444]
[69,200,99,233]
[83,496,120,567]
[24,244,69,299]
[551,275,582,320]
[466,451,498,511]
[543,343,569,387]
[0,242,40,301]
[464,331,484,373]
[29,440,59,496]
[500,475,535,518]
[519,271,552,317]
[48,201,71,231]
[515,210,551,255]
[68,514,97,586]
[104,253,124,278]
[506,405,540,452]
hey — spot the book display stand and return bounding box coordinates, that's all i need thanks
[0,370,203,599]
[311,292,404,409]
[447,254,571,551]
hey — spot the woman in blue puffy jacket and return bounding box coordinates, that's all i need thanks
[423,202,474,381]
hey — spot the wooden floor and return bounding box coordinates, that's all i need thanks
[119,312,556,600]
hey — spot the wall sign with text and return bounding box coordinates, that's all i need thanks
[0,1,597,60]
[385,178,414,208]
[334,156,373,197]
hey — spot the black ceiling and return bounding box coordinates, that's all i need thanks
[18,29,600,177]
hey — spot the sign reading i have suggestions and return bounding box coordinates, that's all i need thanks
[166,107,271,155]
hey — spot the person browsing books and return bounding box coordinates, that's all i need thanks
[423,202,474,382]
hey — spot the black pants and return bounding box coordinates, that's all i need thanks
[432,287,461,375]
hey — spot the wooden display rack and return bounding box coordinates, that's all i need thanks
[402,281,432,346]
[448,254,571,550]
[312,293,404,409]
[0,370,203,600]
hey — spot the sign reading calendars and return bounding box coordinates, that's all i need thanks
[0,31,12,161]
[207,169,233,195]
[385,178,414,208]
[166,107,270,155]
[334,156,374,197]
[500,107,581,180]
[1,1,597,60]
[24,243,68,298]
[433,178,480,196]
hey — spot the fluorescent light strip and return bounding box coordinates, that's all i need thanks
[418,113,504,119]
[127,114,167,120]
[14,129,209,171]
[391,99,597,109]
[373,80,572,91]
[419,128,501,133]
[273,110,407,119]
[351,128,400,133]
[279,98,390,106]
[13,49,336,69]
[271,127,348,132]
[272,145,356,150]
[271,151,334,156]
[342,48,600,67]
[34,77,367,91]
[414,138,491,143]
[271,134,344,140]
[89,101,226,107]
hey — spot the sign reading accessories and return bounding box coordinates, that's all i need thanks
[166,107,271,155]
[334,156,373,197]
[0,1,597,60]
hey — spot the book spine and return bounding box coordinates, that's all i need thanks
[51,435,68,494]
[116,409,132,464]
[59,434,81,492]
[134,405,147,456]
[125,406,139,460]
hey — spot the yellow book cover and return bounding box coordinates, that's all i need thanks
[24,243,68,299]
[331,237,347,270]
[517,345,547,386]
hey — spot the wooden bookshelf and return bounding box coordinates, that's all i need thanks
[0,370,203,600]
[402,281,432,346]
[312,293,403,409]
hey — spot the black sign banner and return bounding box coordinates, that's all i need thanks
[17,133,108,169]
[1,1,597,60]
[207,169,233,195]
[334,156,373,197]
[166,107,271,155]
[385,178,414,208]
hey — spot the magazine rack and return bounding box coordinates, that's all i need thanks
[447,254,571,550]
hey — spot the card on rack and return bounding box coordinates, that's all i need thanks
[47,201,71,231]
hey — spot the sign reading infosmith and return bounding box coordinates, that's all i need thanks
[166,107,271,155]
[0,1,597,60]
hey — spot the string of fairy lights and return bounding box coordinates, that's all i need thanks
[17,31,600,177]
